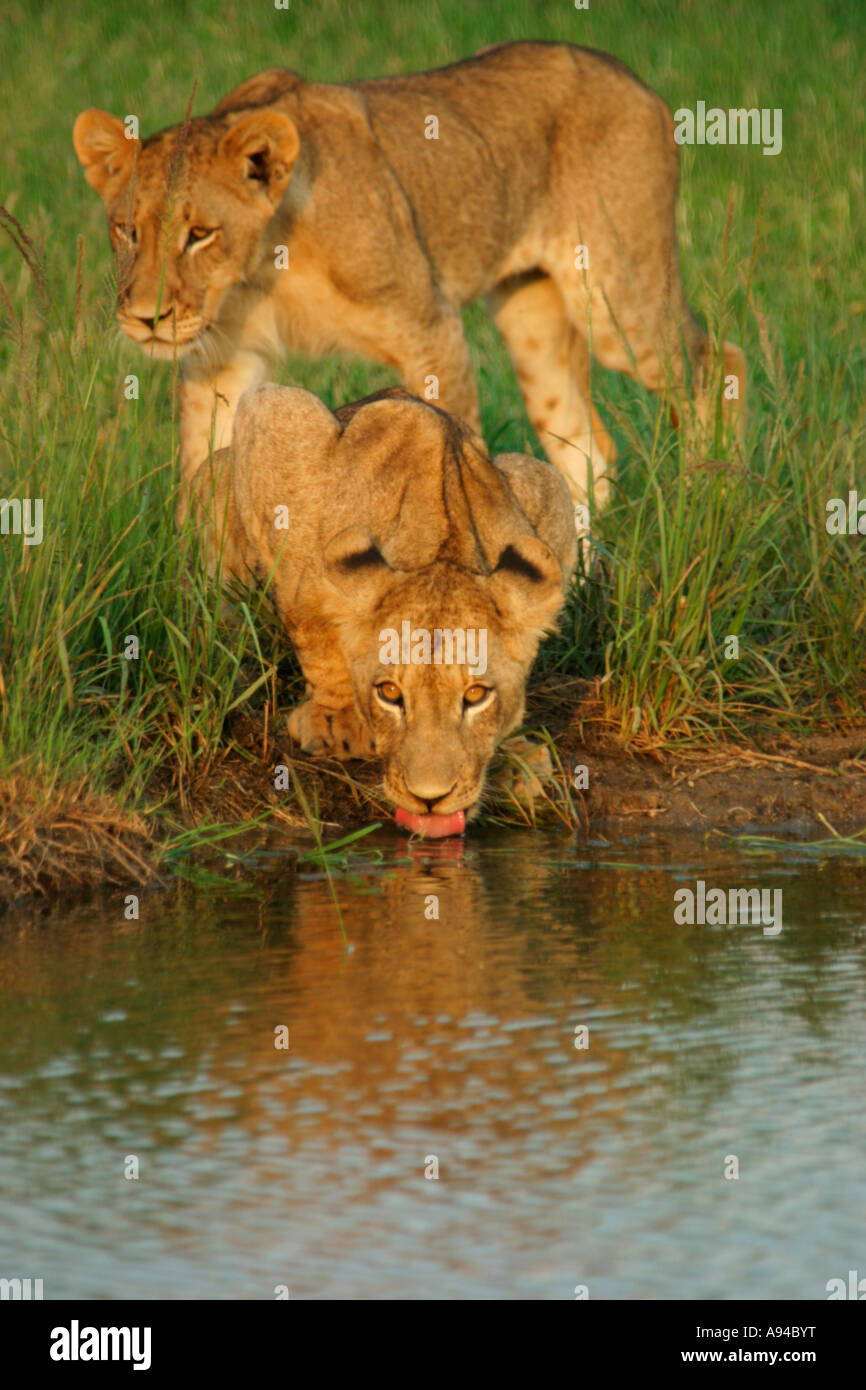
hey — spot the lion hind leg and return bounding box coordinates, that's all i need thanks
[552,244,745,451]
[486,272,616,510]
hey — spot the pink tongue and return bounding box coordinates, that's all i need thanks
[394,807,466,839]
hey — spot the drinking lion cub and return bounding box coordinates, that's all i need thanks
[189,385,577,837]
[74,40,744,510]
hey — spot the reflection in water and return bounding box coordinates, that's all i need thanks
[0,830,864,1299]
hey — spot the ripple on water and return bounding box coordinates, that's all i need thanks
[0,832,864,1298]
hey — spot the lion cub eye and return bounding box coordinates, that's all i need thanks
[464,684,490,707]
[185,226,216,249]
[376,681,403,706]
[112,223,137,245]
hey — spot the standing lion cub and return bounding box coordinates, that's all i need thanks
[189,385,578,837]
[74,40,744,510]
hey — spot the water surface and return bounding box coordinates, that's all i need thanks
[1,829,864,1299]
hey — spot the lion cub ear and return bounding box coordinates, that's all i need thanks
[218,111,300,207]
[324,527,393,608]
[487,535,566,633]
[73,110,139,199]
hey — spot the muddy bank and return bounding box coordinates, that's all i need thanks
[221,700,866,837]
[562,722,866,834]
[544,677,866,835]
[3,682,865,908]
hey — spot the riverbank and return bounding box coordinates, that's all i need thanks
[4,679,864,910]
[3,0,865,910]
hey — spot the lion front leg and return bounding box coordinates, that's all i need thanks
[394,309,481,433]
[178,349,269,490]
[284,628,376,758]
[490,735,557,803]
[288,696,377,759]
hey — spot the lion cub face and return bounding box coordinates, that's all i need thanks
[72,109,299,358]
[364,621,524,824]
[329,551,563,828]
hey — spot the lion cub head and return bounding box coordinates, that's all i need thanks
[324,530,570,834]
[191,385,578,835]
[73,102,300,358]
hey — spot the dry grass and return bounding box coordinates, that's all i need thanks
[0,768,158,906]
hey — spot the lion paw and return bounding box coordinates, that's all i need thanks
[490,736,556,804]
[287,699,376,759]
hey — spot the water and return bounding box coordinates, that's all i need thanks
[1,829,864,1300]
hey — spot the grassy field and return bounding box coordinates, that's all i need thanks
[0,0,864,897]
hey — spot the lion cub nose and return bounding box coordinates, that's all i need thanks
[131,306,173,328]
[406,782,457,812]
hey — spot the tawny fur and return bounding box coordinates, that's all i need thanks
[188,385,577,820]
[73,41,745,512]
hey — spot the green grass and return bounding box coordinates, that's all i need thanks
[712,818,866,858]
[1,0,865,871]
